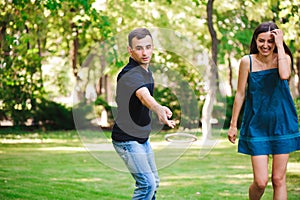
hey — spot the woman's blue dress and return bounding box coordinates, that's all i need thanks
[238,55,300,155]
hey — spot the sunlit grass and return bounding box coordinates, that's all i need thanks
[0,130,299,199]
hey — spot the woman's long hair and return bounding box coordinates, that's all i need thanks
[249,21,293,67]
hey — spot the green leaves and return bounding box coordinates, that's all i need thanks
[1,0,299,126]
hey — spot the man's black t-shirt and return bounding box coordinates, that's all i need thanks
[112,57,154,143]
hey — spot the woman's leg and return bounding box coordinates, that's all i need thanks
[271,154,289,200]
[249,155,269,200]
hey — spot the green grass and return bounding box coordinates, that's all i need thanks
[0,130,299,200]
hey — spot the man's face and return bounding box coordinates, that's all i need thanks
[128,35,153,68]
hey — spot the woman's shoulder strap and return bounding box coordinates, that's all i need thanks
[248,54,252,72]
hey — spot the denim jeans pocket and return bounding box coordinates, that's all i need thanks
[113,140,139,164]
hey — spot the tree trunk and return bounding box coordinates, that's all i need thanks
[70,23,83,104]
[297,54,300,97]
[201,0,218,140]
[228,54,233,96]
[97,41,108,100]
[71,23,79,77]
[0,20,9,53]
[37,29,43,88]
[207,1,218,82]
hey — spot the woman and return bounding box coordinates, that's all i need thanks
[228,21,300,200]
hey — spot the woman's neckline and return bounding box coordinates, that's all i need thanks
[251,54,278,72]
[251,67,278,73]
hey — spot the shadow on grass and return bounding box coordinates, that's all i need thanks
[0,130,299,200]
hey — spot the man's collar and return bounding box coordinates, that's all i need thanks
[129,57,139,66]
[128,57,150,73]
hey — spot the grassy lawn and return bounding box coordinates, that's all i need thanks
[0,130,299,200]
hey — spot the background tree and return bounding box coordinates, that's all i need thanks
[0,0,299,129]
[0,1,47,125]
[200,0,218,139]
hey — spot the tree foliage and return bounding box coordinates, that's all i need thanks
[0,0,299,128]
[0,1,46,124]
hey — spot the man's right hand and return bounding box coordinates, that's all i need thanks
[160,106,176,128]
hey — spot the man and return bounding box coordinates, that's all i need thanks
[112,28,175,200]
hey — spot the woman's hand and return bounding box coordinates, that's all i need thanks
[271,28,291,80]
[271,29,284,48]
[228,126,237,144]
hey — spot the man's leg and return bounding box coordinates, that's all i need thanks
[144,140,159,200]
[113,140,158,200]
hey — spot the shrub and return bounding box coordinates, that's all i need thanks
[223,95,244,129]
[34,99,75,130]
[94,96,115,126]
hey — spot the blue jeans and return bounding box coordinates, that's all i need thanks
[112,140,160,200]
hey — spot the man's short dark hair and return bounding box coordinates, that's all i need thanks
[128,28,152,48]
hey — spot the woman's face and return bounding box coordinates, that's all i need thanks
[255,31,276,56]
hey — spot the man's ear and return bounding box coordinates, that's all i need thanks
[127,46,132,55]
